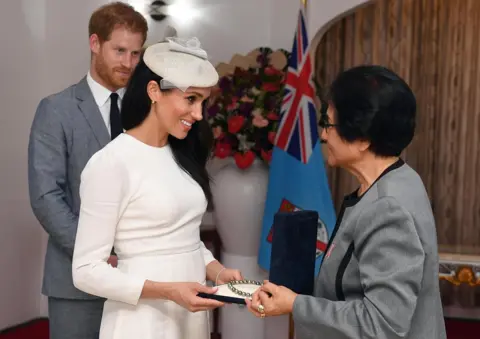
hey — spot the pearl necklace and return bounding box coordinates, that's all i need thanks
[227,280,263,297]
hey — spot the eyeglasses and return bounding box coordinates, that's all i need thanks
[318,114,337,130]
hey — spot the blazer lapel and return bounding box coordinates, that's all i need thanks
[75,77,110,147]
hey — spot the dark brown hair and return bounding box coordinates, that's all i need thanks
[121,57,214,205]
[88,2,148,43]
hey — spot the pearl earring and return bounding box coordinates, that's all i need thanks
[152,100,156,104]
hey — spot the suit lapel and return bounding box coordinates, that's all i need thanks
[75,77,110,147]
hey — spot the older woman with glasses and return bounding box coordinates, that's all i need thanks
[246,65,447,339]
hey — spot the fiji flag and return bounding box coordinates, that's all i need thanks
[257,3,336,276]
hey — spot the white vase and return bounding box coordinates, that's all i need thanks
[208,157,269,339]
[210,157,269,257]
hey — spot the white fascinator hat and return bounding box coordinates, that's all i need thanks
[143,33,219,92]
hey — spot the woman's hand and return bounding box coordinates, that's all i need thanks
[216,268,243,285]
[246,280,298,318]
[167,282,225,312]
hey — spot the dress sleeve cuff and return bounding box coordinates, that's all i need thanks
[120,276,147,306]
[201,242,216,266]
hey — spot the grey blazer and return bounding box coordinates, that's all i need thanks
[28,77,111,300]
[292,160,447,339]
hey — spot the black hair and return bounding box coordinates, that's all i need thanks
[121,57,214,204]
[326,65,416,157]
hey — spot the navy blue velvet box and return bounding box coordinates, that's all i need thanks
[268,210,318,295]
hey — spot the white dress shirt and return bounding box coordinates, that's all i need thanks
[86,71,126,136]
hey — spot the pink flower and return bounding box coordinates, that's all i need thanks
[253,115,269,128]
[240,95,254,103]
[252,108,263,117]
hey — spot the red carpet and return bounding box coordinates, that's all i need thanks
[0,317,478,338]
[0,318,48,339]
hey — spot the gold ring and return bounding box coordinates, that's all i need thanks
[257,304,265,313]
[260,313,265,319]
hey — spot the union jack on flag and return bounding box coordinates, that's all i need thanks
[274,4,318,164]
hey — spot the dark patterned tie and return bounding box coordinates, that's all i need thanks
[110,92,122,140]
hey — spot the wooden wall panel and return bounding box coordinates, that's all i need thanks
[314,0,480,308]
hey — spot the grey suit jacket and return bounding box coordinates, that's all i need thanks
[292,160,447,339]
[28,77,111,300]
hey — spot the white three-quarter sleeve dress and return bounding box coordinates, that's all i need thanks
[72,133,215,339]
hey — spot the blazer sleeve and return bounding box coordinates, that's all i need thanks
[292,196,425,339]
[72,152,145,305]
[28,97,79,257]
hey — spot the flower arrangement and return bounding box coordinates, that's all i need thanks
[206,47,291,170]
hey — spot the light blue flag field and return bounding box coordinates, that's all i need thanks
[257,4,336,275]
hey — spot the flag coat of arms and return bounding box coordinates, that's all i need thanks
[257,3,336,276]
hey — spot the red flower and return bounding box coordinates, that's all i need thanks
[268,131,276,144]
[228,115,245,134]
[264,66,282,76]
[262,83,281,92]
[234,151,255,169]
[205,50,292,163]
[227,96,239,110]
[261,149,273,163]
[214,142,231,159]
[266,112,280,120]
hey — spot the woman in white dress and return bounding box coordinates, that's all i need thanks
[72,37,243,339]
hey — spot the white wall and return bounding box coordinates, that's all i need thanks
[0,0,369,330]
[0,0,49,328]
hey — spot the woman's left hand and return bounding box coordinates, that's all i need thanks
[246,281,298,318]
[216,268,243,285]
